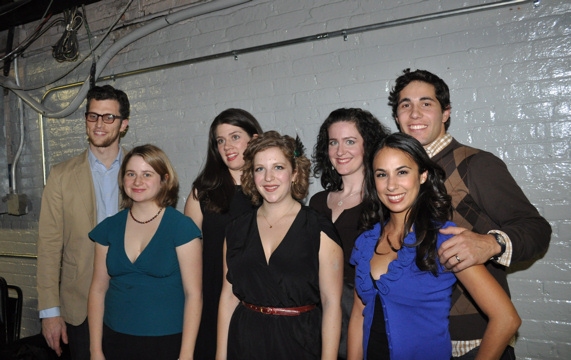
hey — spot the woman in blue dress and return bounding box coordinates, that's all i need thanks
[88,144,202,360]
[347,133,520,360]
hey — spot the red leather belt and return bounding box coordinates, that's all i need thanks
[241,301,316,316]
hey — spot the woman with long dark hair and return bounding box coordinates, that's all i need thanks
[347,133,520,359]
[184,109,262,359]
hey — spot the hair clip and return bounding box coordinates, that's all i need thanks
[294,135,305,158]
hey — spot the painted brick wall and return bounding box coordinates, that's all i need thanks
[0,0,569,358]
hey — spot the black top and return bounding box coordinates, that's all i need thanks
[225,206,341,359]
[367,279,390,359]
[309,190,364,283]
[194,187,256,360]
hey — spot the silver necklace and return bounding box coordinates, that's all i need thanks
[337,190,361,207]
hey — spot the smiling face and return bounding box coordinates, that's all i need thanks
[86,99,129,150]
[215,123,253,173]
[395,81,450,147]
[373,147,427,220]
[123,155,163,205]
[327,121,366,177]
[253,147,297,205]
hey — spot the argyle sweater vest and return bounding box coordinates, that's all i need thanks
[433,139,510,341]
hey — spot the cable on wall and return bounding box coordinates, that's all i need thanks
[1,0,251,119]
[11,56,25,195]
[52,7,83,62]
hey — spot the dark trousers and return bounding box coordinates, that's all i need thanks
[66,318,90,360]
[454,345,515,360]
[102,324,181,360]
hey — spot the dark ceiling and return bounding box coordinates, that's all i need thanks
[0,0,103,32]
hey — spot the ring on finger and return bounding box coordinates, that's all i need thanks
[455,255,462,263]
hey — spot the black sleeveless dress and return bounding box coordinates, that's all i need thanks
[225,206,341,360]
[194,187,256,360]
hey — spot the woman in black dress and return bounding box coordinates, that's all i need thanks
[217,131,343,360]
[184,109,262,359]
[310,108,389,358]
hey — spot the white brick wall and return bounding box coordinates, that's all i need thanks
[1,0,569,358]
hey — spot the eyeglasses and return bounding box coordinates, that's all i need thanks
[85,112,123,124]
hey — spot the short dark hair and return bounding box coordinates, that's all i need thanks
[312,108,390,191]
[363,133,451,275]
[388,69,451,131]
[86,85,130,119]
[192,108,263,213]
[120,144,179,209]
[241,131,311,205]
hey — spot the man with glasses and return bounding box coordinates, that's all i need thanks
[37,85,130,359]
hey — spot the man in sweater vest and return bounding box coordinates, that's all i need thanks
[388,69,551,359]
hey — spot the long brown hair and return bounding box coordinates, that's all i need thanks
[192,109,262,213]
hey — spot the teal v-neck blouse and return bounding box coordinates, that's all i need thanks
[89,206,201,336]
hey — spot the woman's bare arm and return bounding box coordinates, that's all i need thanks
[177,238,203,360]
[216,240,240,360]
[318,232,343,360]
[455,265,521,360]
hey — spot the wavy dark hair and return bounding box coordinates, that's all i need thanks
[241,131,311,205]
[312,108,390,230]
[192,109,263,213]
[388,69,452,131]
[120,144,179,209]
[363,133,452,275]
[86,85,130,119]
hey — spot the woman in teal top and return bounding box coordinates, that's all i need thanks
[88,144,202,360]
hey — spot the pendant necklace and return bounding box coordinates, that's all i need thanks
[336,189,362,207]
[130,207,163,224]
[260,202,296,229]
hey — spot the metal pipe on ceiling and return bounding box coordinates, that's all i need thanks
[44,0,538,94]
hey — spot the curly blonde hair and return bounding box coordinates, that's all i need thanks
[241,131,310,205]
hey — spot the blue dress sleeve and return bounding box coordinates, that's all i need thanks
[436,221,457,248]
[88,215,113,246]
[171,208,201,247]
[349,235,362,267]
[350,223,380,267]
